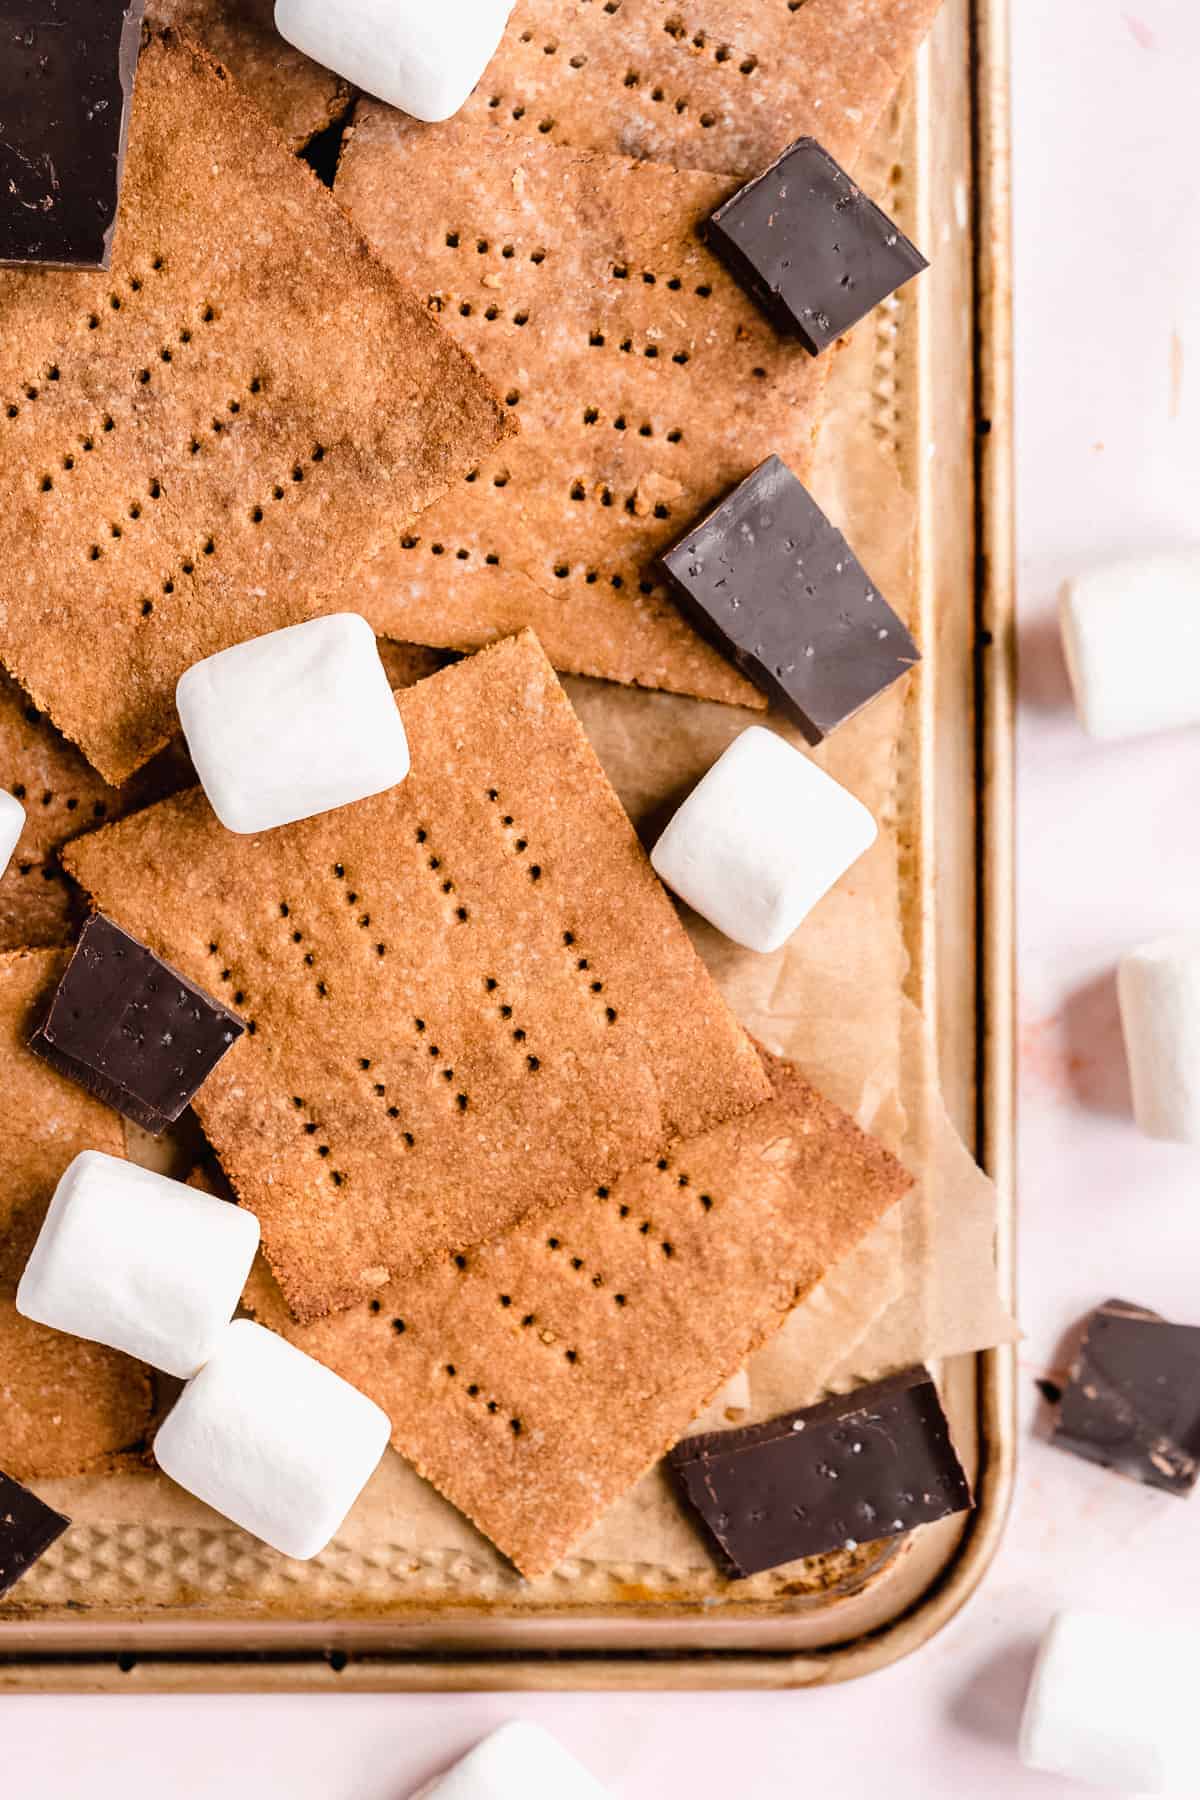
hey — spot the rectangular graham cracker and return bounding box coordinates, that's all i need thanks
[0,28,511,786]
[393,0,944,179]
[242,1055,911,1577]
[0,644,450,954]
[338,111,830,710]
[0,950,157,1481]
[65,633,771,1322]
[148,0,350,150]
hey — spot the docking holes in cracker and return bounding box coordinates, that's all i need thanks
[65,635,771,1323]
[244,1056,910,1576]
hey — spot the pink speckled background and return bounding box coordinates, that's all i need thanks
[8,2,1200,1792]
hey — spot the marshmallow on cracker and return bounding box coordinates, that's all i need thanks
[274,0,516,124]
[1118,931,1200,1143]
[1020,1611,1194,1791]
[154,1320,390,1560]
[1060,554,1200,740]
[650,726,877,954]
[415,1723,609,1800]
[0,788,24,878]
[176,613,410,835]
[16,1152,260,1380]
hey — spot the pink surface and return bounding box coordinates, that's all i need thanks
[8,2,1200,1791]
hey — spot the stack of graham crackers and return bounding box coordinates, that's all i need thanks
[0,1,943,1581]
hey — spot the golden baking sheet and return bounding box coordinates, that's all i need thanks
[0,0,1015,1687]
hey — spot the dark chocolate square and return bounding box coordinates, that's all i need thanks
[669,1366,971,1578]
[1053,1299,1200,1495]
[704,136,928,355]
[660,453,919,743]
[0,1469,69,1598]
[30,911,244,1133]
[0,0,145,271]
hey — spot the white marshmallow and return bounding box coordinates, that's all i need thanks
[16,1152,260,1380]
[1020,1610,1197,1792]
[0,787,24,877]
[413,1723,609,1800]
[154,1320,390,1560]
[176,613,410,836]
[274,0,516,125]
[1118,931,1200,1143]
[1060,553,1200,740]
[649,726,877,954]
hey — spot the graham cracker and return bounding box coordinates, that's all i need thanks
[0,645,451,953]
[391,0,944,178]
[65,633,771,1322]
[147,0,349,149]
[0,29,511,786]
[0,673,192,952]
[0,950,157,1481]
[243,1053,911,1577]
[338,110,830,709]
[0,678,120,952]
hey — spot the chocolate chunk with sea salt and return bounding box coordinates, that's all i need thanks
[0,1469,69,1597]
[660,454,919,743]
[669,1366,971,1578]
[29,912,244,1133]
[0,0,145,271]
[704,136,928,354]
[1053,1298,1200,1495]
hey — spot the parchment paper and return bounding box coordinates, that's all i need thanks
[26,307,1016,1610]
